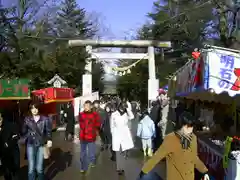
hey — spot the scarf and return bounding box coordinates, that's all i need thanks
[175,129,193,149]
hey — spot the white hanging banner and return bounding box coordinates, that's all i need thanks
[148,79,159,100]
[74,92,99,114]
[82,74,92,96]
[74,97,81,117]
[207,49,240,97]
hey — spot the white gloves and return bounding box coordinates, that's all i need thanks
[203,174,210,180]
[47,140,52,148]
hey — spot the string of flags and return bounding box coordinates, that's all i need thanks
[105,58,144,76]
[105,50,200,77]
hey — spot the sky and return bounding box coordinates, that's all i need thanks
[2,0,156,80]
[77,0,156,80]
[78,0,155,39]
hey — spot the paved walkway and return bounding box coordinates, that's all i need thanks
[0,120,166,180]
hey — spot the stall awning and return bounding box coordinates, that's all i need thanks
[32,87,73,104]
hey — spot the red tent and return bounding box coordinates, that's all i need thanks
[32,87,73,104]
[31,87,74,129]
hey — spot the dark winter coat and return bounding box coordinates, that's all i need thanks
[0,118,20,171]
[103,111,111,137]
[95,108,107,129]
[149,101,161,124]
[22,115,52,146]
[66,104,75,135]
[0,119,20,155]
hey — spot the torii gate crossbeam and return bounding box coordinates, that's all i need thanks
[68,39,171,104]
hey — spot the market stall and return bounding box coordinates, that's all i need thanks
[31,87,74,130]
[0,78,30,120]
[174,46,240,180]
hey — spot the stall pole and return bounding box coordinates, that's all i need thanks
[232,99,237,133]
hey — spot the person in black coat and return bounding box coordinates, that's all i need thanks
[149,100,162,152]
[103,104,112,149]
[65,102,75,141]
[104,103,117,161]
[0,111,20,180]
[149,101,161,124]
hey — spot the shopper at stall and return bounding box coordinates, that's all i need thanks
[22,103,52,180]
[110,103,134,175]
[138,111,209,180]
[0,111,20,180]
[79,100,101,173]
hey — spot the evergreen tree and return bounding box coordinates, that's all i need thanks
[53,0,104,92]
[0,0,104,93]
[116,0,214,104]
[56,0,96,38]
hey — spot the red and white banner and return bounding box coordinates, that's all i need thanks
[32,87,73,104]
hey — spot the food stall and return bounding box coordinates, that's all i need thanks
[31,87,74,130]
[173,46,240,180]
[0,78,30,120]
[0,79,31,166]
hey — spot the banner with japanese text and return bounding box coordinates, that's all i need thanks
[208,49,240,97]
[0,79,30,99]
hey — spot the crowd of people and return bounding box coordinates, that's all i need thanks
[0,92,211,180]
[78,98,138,175]
[77,93,210,180]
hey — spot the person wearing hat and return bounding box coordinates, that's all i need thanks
[138,111,209,180]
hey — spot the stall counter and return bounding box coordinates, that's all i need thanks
[197,135,227,180]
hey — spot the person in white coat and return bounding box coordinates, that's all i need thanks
[110,102,134,175]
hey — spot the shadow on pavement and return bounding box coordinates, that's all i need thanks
[45,148,73,180]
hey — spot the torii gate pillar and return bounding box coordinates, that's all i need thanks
[68,39,171,104]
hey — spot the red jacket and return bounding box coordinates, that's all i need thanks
[79,111,101,142]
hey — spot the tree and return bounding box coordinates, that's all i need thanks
[149,0,213,49]
[0,0,104,93]
[116,0,214,104]
[211,0,240,48]
[53,0,104,92]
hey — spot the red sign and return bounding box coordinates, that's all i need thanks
[231,68,240,91]
[32,87,73,104]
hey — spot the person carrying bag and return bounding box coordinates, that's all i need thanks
[22,103,52,180]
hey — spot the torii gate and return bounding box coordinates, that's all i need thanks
[68,39,171,104]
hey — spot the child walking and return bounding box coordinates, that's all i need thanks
[137,111,155,157]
